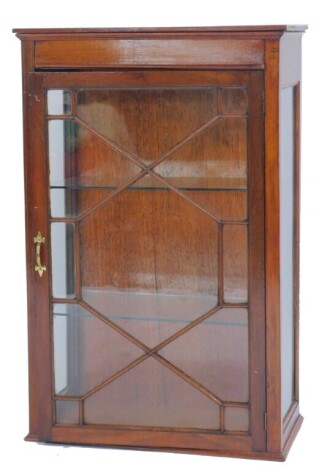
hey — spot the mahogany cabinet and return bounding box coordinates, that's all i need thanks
[14,25,307,460]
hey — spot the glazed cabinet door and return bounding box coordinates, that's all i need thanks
[27,70,265,453]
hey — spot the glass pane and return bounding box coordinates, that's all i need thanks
[51,223,75,298]
[77,88,218,163]
[53,305,68,392]
[224,407,249,432]
[280,86,295,418]
[149,114,247,218]
[55,400,79,424]
[221,88,248,115]
[132,176,247,220]
[152,117,247,190]
[223,225,248,303]
[81,175,218,347]
[83,288,218,349]
[47,89,72,115]
[84,357,220,429]
[48,120,141,188]
[50,188,114,218]
[49,85,252,431]
[160,308,249,402]
[177,190,247,221]
[53,303,142,396]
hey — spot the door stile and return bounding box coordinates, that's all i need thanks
[28,72,53,440]
[248,71,266,451]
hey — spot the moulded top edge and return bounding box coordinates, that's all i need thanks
[12,25,308,35]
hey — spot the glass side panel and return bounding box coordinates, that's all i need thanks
[160,308,249,402]
[84,357,220,429]
[51,223,75,298]
[280,86,296,418]
[47,89,72,115]
[223,225,248,303]
[53,303,142,396]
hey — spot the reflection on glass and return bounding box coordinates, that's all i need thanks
[280,86,295,418]
[55,400,79,424]
[47,89,72,115]
[53,303,141,396]
[223,225,248,303]
[84,356,220,429]
[51,223,75,298]
[224,407,249,432]
[160,308,249,402]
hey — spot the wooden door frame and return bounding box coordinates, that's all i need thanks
[25,69,266,454]
[25,71,52,441]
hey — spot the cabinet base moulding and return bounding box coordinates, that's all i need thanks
[24,414,303,461]
[24,434,40,442]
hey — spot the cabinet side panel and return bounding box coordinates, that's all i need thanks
[264,39,282,453]
[279,33,302,438]
[279,86,295,418]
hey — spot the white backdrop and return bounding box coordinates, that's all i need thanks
[0,2,318,469]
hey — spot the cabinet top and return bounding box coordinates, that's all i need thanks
[13,25,308,38]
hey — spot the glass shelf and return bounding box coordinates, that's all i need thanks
[50,176,247,192]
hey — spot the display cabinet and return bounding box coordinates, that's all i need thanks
[14,25,307,460]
